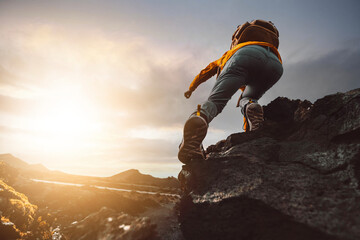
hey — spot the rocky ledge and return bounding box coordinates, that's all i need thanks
[178,88,360,240]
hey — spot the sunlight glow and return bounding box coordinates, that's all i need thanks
[129,126,182,140]
[25,85,102,151]
[0,22,186,177]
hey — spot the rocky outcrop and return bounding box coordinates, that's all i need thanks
[1,159,181,240]
[178,88,360,240]
[0,175,52,239]
[62,207,157,240]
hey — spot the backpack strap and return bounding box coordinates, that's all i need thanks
[230,21,251,49]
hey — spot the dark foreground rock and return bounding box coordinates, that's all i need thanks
[178,88,360,240]
[61,207,157,240]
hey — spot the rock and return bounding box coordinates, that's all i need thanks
[0,218,21,240]
[0,177,52,239]
[140,203,185,240]
[178,88,360,240]
[62,207,158,240]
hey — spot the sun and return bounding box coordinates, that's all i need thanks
[41,95,92,136]
[27,85,101,149]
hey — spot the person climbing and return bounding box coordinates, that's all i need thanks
[178,19,283,164]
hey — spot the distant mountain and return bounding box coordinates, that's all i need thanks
[109,169,179,188]
[0,153,28,168]
[110,169,155,182]
[0,153,48,172]
[0,154,179,189]
[27,163,49,172]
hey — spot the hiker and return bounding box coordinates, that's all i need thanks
[178,20,283,164]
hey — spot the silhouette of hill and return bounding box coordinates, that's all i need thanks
[0,153,48,172]
[109,169,179,188]
[110,169,144,181]
[0,154,180,190]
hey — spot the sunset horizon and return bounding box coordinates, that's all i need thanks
[1,0,359,178]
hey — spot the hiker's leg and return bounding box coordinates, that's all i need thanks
[198,51,251,123]
[238,45,283,111]
[236,46,283,131]
[178,113,208,164]
[179,51,250,163]
[198,75,246,123]
[179,45,283,162]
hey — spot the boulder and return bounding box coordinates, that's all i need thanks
[178,88,360,240]
[62,207,157,240]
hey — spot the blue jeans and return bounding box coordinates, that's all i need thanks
[198,45,283,123]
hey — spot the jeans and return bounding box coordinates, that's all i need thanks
[198,45,283,123]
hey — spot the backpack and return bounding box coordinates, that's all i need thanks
[230,20,279,50]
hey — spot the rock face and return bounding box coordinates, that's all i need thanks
[178,88,360,240]
[0,174,52,239]
[62,207,157,240]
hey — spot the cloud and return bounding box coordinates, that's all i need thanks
[0,125,34,136]
[270,45,360,102]
[0,67,44,102]
[0,23,213,127]
[2,12,359,177]
[0,23,213,176]
[0,94,40,116]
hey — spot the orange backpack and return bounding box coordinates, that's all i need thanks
[230,20,279,50]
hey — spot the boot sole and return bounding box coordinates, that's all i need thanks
[178,116,207,164]
[245,103,264,132]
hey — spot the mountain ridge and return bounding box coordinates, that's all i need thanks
[0,153,179,189]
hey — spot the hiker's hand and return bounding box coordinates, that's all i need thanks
[184,90,192,99]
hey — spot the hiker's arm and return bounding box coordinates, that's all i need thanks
[188,60,220,93]
[184,90,193,98]
[185,50,230,98]
[184,61,219,99]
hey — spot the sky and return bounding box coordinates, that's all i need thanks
[0,0,359,177]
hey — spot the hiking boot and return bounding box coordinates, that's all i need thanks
[244,102,264,132]
[178,116,208,164]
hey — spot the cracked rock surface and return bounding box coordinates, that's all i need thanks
[178,88,360,240]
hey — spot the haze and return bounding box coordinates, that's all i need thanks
[0,0,359,177]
